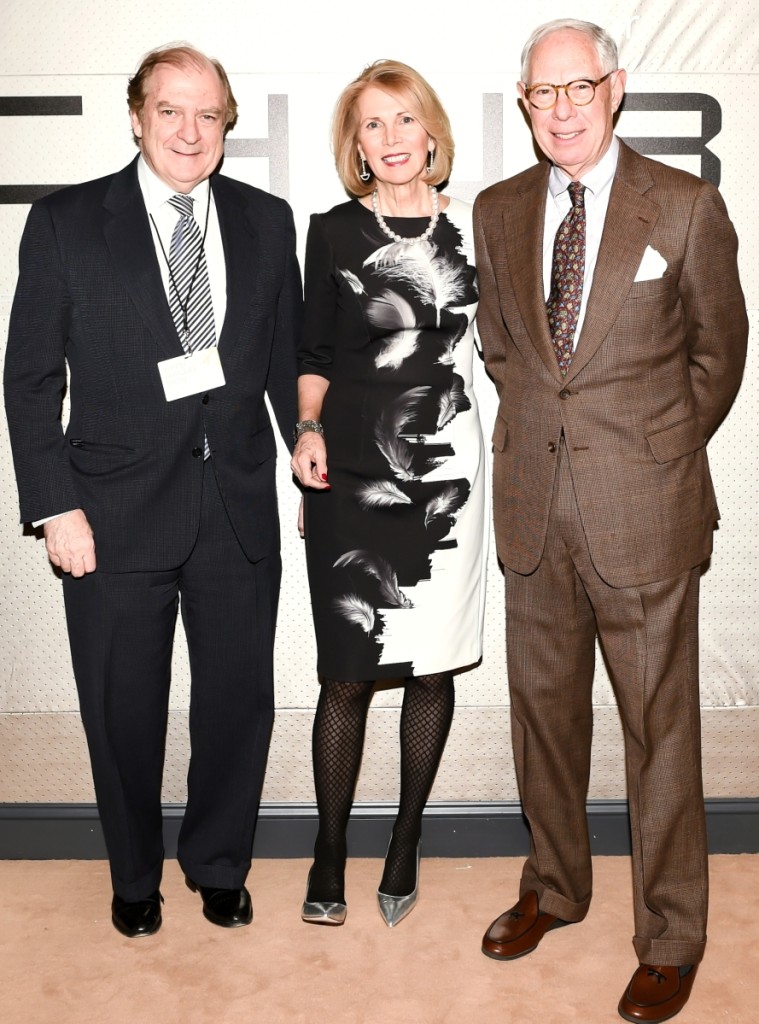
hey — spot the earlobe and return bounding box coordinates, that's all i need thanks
[517,83,529,114]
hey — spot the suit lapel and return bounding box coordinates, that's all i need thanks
[566,143,661,382]
[212,175,259,353]
[102,158,183,360]
[503,164,565,382]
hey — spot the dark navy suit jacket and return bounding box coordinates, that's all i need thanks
[5,156,301,571]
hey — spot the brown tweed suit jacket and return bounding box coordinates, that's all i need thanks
[474,141,748,589]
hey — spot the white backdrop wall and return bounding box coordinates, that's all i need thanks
[1,0,757,810]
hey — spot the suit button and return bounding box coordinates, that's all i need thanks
[559,388,571,399]
[202,394,209,405]
[548,442,557,453]
[192,447,203,458]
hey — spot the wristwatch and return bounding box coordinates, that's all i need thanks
[293,419,324,442]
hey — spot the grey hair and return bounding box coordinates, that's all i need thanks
[520,18,619,82]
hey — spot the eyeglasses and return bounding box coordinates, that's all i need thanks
[523,71,615,110]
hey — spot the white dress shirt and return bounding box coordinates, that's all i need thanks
[542,135,620,350]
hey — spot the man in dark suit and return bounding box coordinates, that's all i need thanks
[4,44,301,937]
[474,18,747,1022]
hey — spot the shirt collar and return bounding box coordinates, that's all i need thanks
[548,134,620,201]
[137,155,211,217]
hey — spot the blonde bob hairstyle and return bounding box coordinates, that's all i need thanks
[332,60,454,197]
[127,43,238,145]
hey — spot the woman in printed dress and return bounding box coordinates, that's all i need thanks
[291,60,487,928]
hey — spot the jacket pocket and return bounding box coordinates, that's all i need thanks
[645,415,704,464]
[249,423,276,464]
[492,414,508,452]
[627,274,674,298]
[69,438,136,454]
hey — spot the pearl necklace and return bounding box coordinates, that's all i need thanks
[371,186,440,245]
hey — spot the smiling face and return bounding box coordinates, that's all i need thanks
[130,60,226,193]
[355,84,433,189]
[520,28,625,180]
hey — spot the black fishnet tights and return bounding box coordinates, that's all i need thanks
[306,673,455,904]
[380,672,455,897]
[307,679,374,904]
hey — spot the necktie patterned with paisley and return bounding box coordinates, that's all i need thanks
[546,181,586,376]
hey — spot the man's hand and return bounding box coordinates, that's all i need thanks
[44,509,96,577]
[290,432,330,490]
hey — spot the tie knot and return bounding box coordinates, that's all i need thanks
[169,193,194,219]
[568,181,585,208]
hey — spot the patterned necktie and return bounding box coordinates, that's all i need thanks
[168,193,215,458]
[167,193,216,354]
[546,181,586,376]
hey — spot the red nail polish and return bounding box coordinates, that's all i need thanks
[321,473,328,481]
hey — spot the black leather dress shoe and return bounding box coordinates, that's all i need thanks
[185,876,252,927]
[111,890,163,937]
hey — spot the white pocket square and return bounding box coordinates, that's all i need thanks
[634,245,668,282]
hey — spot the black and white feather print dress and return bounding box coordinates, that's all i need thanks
[299,196,487,682]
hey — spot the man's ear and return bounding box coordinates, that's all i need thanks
[611,69,627,114]
[130,109,143,139]
[517,82,530,116]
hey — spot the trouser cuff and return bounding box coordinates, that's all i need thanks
[524,884,590,923]
[633,935,707,965]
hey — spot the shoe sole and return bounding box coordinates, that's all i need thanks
[202,907,252,928]
[618,1006,685,1024]
[111,916,162,938]
[301,912,346,926]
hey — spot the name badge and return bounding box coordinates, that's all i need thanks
[157,347,226,402]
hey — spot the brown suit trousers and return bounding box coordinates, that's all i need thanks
[508,441,706,964]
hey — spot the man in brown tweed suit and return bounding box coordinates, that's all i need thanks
[473,18,747,1023]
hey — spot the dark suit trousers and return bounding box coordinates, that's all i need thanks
[62,462,279,901]
[505,441,708,966]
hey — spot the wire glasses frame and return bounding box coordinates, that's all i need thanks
[523,71,615,110]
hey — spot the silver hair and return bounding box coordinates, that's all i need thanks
[520,18,619,82]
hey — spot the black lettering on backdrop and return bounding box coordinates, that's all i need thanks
[0,92,725,203]
[450,93,504,201]
[224,95,289,200]
[620,93,722,186]
[0,96,83,203]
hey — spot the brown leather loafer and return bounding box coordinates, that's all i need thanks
[481,890,570,961]
[618,963,698,1023]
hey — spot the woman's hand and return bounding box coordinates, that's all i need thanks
[291,430,330,490]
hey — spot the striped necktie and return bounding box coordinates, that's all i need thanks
[167,193,216,354]
[546,181,586,377]
[168,193,214,458]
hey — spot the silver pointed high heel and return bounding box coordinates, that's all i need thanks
[377,842,420,928]
[301,868,347,926]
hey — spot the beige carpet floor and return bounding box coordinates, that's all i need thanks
[0,855,754,1023]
